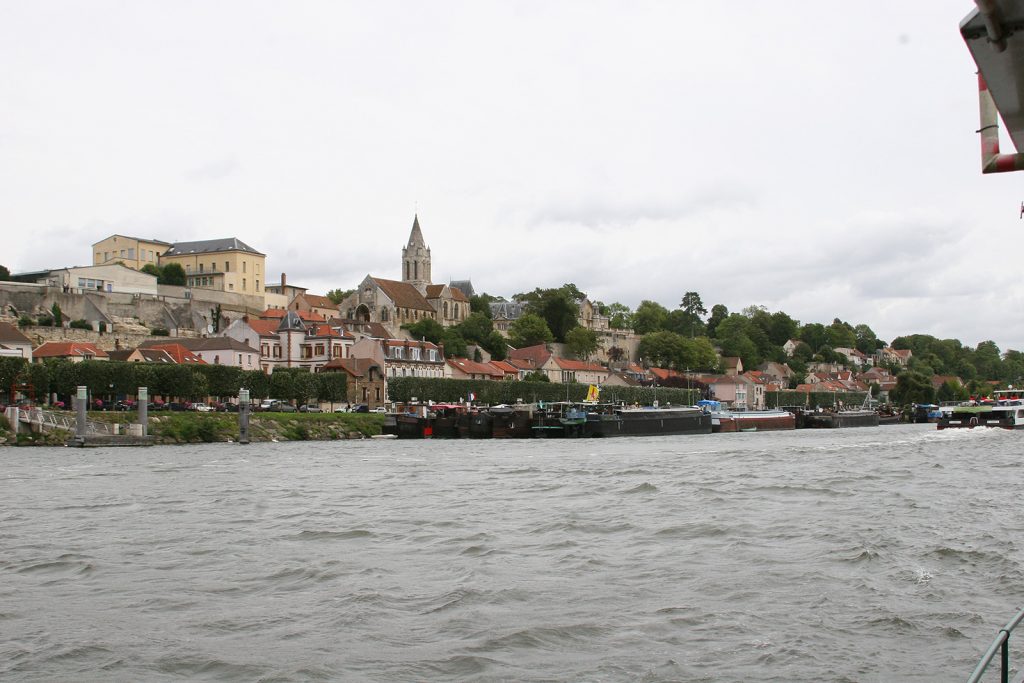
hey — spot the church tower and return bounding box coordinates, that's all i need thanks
[401,214,432,292]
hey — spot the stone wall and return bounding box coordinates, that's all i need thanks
[11,322,200,352]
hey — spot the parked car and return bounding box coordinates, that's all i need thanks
[193,403,214,412]
[352,404,369,413]
[148,402,166,411]
[115,400,134,411]
[299,404,322,413]
[371,407,387,413]
[277,403,298,413]
[219,403,240,413]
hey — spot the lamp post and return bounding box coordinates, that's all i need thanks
[238,389,250,444]
[138,387,148,436]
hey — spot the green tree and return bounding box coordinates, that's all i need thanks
[50,303,63,327]
[715,314,762,368]
[140,263,161,278]
[0,264,10,281]
[326,288,354,305]
[509,313,554,348]
[523,370,550,382]
[470,293,497,318]
[457,312,494,344]
[632,300,670,335]
[440,329,468,358]
[827,318,857,350]
[890,371,935,405]
[706,304,728,339]
[973,340,1002,381]
[402,318,445,345]
[481,330,508,361]
[514,285,581,342]
[160,262,186,286]
[606,302,633,330]
[767,311,799,347]
[565,327,599,361]
[799,323,828,354]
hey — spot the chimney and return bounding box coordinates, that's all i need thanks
[281,272,287,289]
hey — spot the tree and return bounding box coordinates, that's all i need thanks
[799,323,829,354]
[706,304,728,339]
[523,370,550,382]
[715,314,762,368]
[440,328,468,358]
[890,371,935,405]
[632,300,670,335]
[827,318,857,350]
[680,291,707,319]
[509,313,554,348]
[514,285,580,342]
[140,263,161,278]
[565,327,599,361]
[326,288,354,305]
[457,312,494,344]
[402,318,445,345]
[481,330,508,361]
[608,346,626,363]
[50,303,63,327]
[470,293,497,318]
[606,302,633,330]
[0,264,9,281]
[160,263,186,286]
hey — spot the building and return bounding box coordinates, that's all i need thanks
[16,264,158,295]
[92,234,171,270]
[159,238,266,297]
[289,292,339,321]
[32,341,109,363]
[159,337,261,370]
[490,300,526,336]
[349,337,445,380]
[0,322,33,360]
[222,311,354,373]
[553,357,610,385]
[446,357,505,381]
[107,348,178,364]
[338,216,469,334]
[321,357,387,408]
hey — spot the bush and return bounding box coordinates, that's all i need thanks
[282,420,310,441]
[35,316,53,327]
[195,419,218,443]
[69,319,92,330]
[18,316,34,328]
[149,327,170,336]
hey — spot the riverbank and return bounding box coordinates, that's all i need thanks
[0,411,385,446]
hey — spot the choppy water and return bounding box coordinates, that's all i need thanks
[3,425,1024,682]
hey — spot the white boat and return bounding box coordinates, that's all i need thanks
[936,390,1024,430]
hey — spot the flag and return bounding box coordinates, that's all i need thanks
[586,384,600,402]
[468,392,476,401]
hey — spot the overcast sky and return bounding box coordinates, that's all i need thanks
[3,2,1021,350]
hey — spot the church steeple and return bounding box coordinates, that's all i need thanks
[401,214,431,291]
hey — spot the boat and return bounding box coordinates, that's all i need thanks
[531,402,588,438]
[802,391,880,428]
[488,404,534,438]
[937,390,1024,430]
[696,400,796,433]
[585,403,712,437]
[428,403,466,438]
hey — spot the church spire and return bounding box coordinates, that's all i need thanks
[401,214,431,292]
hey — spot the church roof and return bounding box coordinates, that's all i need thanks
[372,277,434,311]
[449,280,474,298]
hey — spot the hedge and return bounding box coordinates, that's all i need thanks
[766,390,869,409]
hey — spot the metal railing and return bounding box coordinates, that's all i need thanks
[16,408,114,436]
[968,607,1024,683]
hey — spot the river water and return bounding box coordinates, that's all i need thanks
[2,425,1023,682]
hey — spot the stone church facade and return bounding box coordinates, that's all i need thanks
[340,216,470,336]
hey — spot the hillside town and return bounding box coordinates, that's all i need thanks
[0,217,929,410]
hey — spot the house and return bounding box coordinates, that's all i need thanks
[553,357,610,385]
[140,342,207,365]
[289,292,339,321]
[783,339,803,357]
[321,357,387,409]
[489,360,521,380]
[709,375,753,409]
[759,361,795,386]
[159,237,267,297]
[490,301,527,336]
[508,344,560,381]
[0,322,34,360]
[263,273,307,310]
[932,374,965,391]
[577,298,610,332]
[446,357,505,381]
[107,348,177,364]
[722,357,743,376]
[350,337,445,380]
[162,337,261,370]
[834,347,870,368]
[33,341,109,363]
[92,234,171,270]
[874,347,912,367]
[221,311,353,373]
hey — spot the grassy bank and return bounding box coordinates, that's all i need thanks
[2,410,385,446]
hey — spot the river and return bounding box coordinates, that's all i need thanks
[2,425,1022,682]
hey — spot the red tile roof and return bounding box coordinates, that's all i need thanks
[553,357,608,373]
[447,357,504,378]
[146,343,207,364]
[508,344,551,366]
[260,308,326,323]
[33,341,109,359]
[0,322,32,345]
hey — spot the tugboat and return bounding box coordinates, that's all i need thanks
[937,390,1024,430]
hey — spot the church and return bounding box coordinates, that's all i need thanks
[339,216,471,336]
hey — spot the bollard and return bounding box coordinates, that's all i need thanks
[238,389,250,444]
[75,386,88,440]
[138,387,148,437]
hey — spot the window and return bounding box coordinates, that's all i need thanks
[411,347,421,361]
[95,252,101,262]
[199,263,204,273]
[186,264,192,273]
[273,346,282,358]
[120,249,125,257]
[315,344,325,356]
[229,284,234,291]
[243,261,247,273]
[225,261,229,272]
[243,278,247,290]
[128,248,135,259]
[255,279,260,292]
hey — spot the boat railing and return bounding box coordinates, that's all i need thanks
[966,607,1024,683]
